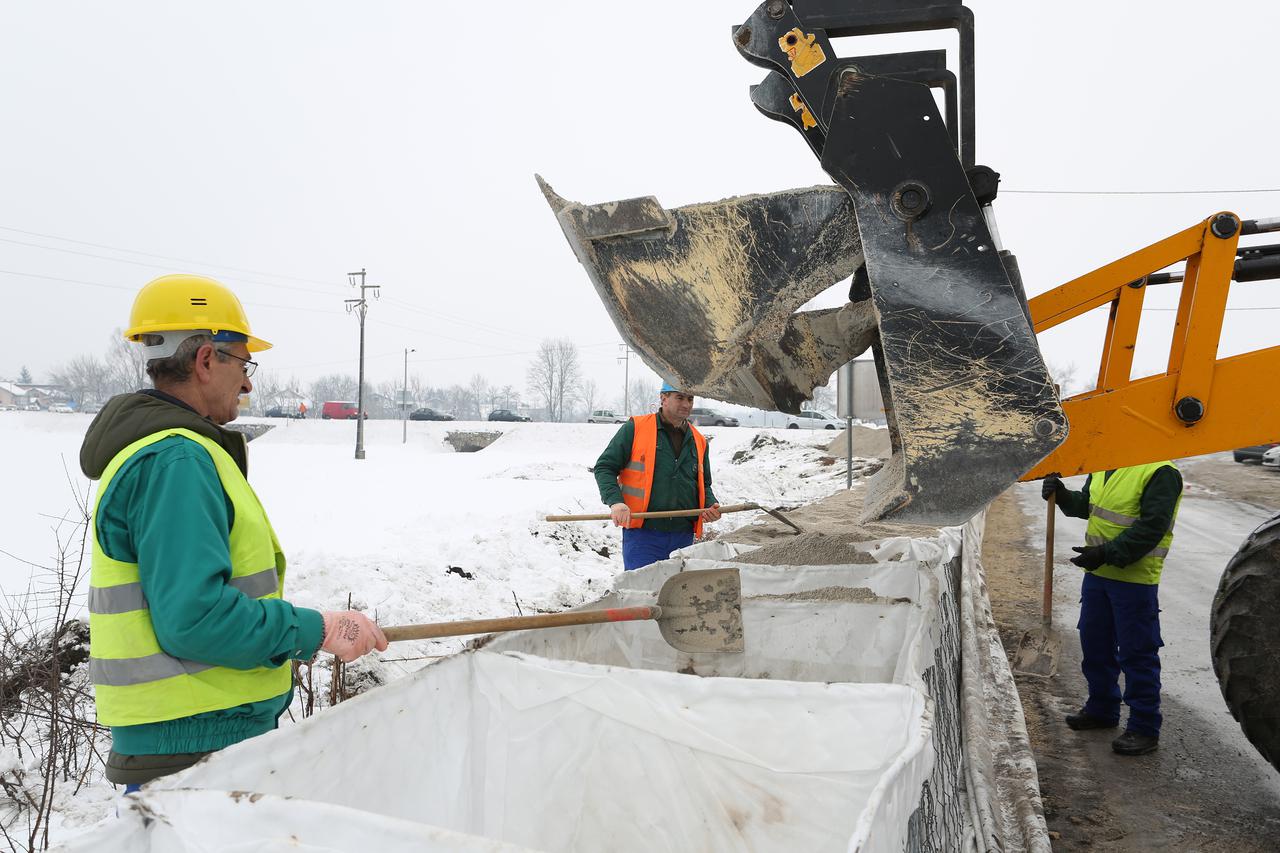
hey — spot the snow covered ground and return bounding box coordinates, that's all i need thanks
[0,410,856,841]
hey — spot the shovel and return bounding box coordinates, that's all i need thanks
[381,568,744,654]
[1012,491,1061,677]
[545,502,803,535]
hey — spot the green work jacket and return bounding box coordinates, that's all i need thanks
[594,416,718,533]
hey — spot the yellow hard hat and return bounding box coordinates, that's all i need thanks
[124,274,271,352]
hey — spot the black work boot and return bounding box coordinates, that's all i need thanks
[1112,730,1159,755]
[1065,711,1119,731]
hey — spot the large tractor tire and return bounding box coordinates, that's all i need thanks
[1210,512,1280,771]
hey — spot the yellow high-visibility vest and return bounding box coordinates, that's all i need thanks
[88,428,291,726]
[1084,462,1180,585]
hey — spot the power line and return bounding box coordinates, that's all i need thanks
[379,296,544,342]
[0,269,340,315]
[0,235,340,297]
[0,224,339,288]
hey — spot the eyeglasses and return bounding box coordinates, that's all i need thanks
[217,350,258,378]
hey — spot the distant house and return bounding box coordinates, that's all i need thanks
[255,389,313,416]
[0,381,31,409]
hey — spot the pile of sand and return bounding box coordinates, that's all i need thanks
[731,531,878,566]
[719,489,938,550]
[826,425,891,459]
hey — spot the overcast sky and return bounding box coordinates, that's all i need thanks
[3,0,1277,408]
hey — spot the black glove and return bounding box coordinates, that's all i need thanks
[1041,472,1063,501]
[1070,545,1107,571]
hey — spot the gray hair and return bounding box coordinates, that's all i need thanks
[142,334,232,385]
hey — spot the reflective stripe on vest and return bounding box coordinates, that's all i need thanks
[1084,462,1180,585]
[618,413,708,537]
[88,428,292,727]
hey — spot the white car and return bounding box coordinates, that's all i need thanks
[785,409,843,430]
[588,409,625,424]
[1262,446,1280,469]
[49,404,75,414]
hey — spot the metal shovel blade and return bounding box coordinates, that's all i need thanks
[1012,628,1060,678]
[656,568,744,654]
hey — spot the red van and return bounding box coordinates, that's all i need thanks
[321,401,365,420]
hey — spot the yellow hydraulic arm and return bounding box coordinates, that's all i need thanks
[1024,212,1280,480]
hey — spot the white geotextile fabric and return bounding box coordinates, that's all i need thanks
[65,652,929,853]
[61,528,969,853]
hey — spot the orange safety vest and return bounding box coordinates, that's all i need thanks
[617,413,708,537]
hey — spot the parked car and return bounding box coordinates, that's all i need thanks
[785,409,842,430]
[1233,443,1279,463]
[49,404,74,414]
[321,401,365,420]
[1263,446,1280,469]
[688,407,738,427]
[82,403,103,414]
[588,409,625,424]
[265,406,305,419]
[488,409,530,422]
[409,407,454,422]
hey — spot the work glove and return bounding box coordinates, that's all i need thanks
[320,610,388,662]
[1069,545,1107,571]
[1041,473,1064,502]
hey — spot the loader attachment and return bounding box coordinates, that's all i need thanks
[538,178,876,412]
[538,0,1068,525]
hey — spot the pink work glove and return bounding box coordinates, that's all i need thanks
[320,610,388,662]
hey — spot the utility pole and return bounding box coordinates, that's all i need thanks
[617,343,632,416]
[345,268,380,460]
[402,347,415,444]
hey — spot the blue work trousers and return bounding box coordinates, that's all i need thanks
[622,528,694,571]
[1077,572,1163,737]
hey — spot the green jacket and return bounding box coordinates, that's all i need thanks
[593,416,718,533]
[80,391,324,757]
[1056,465,1183,574]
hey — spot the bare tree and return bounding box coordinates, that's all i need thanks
[497,384,520,410]
[811,378,836,413]
[49,356,112,407]
[627,378,658,416]
[578,378,599,421]
[105,329,148,394]
[309,374,359,405]
[0,477,106,852]
[466,374,489,419]
[250,370,284,412]
[1048,361,1084,397]
[527,338,581,423]
[444,384,474,420]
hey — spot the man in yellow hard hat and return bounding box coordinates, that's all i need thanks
[79,274,387,792]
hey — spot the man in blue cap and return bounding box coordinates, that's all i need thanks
[593,382,722,570]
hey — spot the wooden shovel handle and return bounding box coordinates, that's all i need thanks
[382,605,661,643]
[545,502,756,522]
[1043,491,1056,628]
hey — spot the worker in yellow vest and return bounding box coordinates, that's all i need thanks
[594,382,722,570]
[80,274,387,791]
[1043,462,1183,756]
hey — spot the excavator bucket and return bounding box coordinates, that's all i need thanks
[538,179,875,414]
[538,0,1068,525]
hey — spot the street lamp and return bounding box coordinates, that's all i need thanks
[402,347,416,443]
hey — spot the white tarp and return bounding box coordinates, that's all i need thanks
[61,528,974,853]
